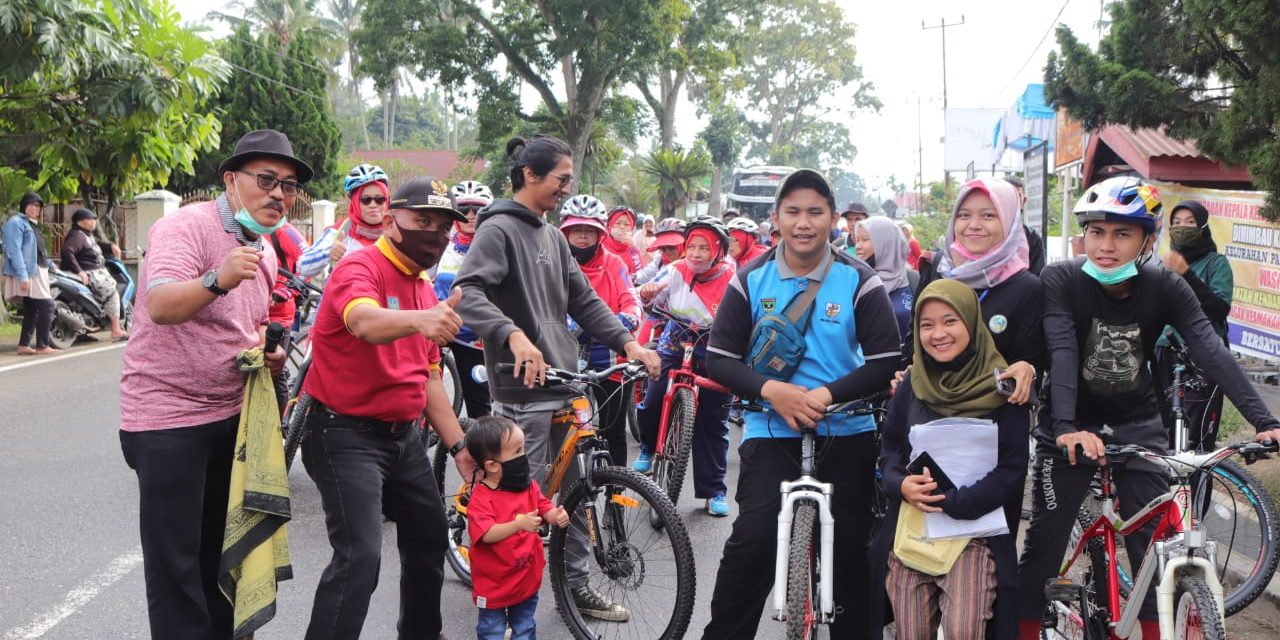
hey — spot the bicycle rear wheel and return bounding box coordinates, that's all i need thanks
[783,501,819,640]
[653,387,695,509]
[1195,459,1279,615]
[440,348,463,417]
[549,466,695,640]
[282,358,312,471]
[1042,520,1111,640]
[1172,575,1225,640]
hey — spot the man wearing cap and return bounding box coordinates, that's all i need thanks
[60,207,128,340]
[833,201,869,250]
[119,129,303,638]
[703,169,900,639]
[299,176,473,640]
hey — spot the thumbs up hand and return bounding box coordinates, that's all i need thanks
[415,288,463,345]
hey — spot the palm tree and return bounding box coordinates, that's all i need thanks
[210,0,340,51]
[643,148,712,219]
[605,157,659,215]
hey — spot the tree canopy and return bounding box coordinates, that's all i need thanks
[1045,0,1280,220]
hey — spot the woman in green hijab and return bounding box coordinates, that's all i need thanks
[869,279,1030,640]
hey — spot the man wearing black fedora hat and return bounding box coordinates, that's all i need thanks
[118,129,309,639]
[299,176,473,640]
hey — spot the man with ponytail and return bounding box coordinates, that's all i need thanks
[455,134,661,622]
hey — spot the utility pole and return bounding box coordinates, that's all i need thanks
[917,96,924,214]
[923,15,965,205]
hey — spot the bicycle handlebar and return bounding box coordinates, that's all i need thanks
[737,389,891,418]
[277,267,324,296]
[492,361,650,386]
[648,307,709,337]
[1099,440,1278,469]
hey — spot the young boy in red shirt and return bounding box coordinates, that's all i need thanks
[465,416,570,639]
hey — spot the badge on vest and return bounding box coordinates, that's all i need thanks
[762,298,776,313]
[388,296,401,310]
[988,314,1008,334]
[825,302,841,318]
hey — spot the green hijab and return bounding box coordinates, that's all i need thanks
[909,279,1009,418]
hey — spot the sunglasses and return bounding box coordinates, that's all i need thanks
[550,173,573,189]
[240,171,301,196]
[458,206,481,215]
[360,195,387,206]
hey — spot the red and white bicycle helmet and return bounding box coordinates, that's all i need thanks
[449,180,493,208]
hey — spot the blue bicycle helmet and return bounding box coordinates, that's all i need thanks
[344,163,389,196]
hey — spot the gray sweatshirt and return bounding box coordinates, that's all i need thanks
[454,199,633,403]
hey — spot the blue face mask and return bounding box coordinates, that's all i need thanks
[1082,258,1138,285]
[231,185,287,236]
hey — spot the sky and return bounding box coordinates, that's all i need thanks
[169,0,1107,202]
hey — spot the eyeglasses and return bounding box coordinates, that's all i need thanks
[360,195,387,206]
[240,171,301,196]
[550,173,573,189]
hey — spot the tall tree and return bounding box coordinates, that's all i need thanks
[1045,0,1280,220]
[326,0,371,149]
[177,23,341,195]
[700,100,745,217]
[729,0,878,167]
[211,0,340,51]
[368,1,669,184]
[632,0,751,151]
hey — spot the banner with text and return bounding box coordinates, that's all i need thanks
[1154,182,1280,362]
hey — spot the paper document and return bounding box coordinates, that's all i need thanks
[908,417,1010,540]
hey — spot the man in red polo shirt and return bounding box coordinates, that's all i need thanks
[300,176,473,640]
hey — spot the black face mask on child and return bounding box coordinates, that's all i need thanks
[496,454,531,492]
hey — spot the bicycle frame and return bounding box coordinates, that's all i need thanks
[654,336,731,455]
[772,431,837,625]
[1061,447,1241,638]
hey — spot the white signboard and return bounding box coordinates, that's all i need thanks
[944,108,1005,172]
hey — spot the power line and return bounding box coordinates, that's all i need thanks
[983,0,1074,108]
[223,61,329,102]
[224,35,337,77]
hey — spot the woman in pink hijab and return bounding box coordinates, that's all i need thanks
[915,177,1045,405]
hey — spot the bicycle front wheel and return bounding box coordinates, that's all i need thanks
[282,358,312,471]
[1173,575,1225,640]
[784,501,819,640]
[1196,459,1280,615]
[549,466,695,640]
[654,387,696,509]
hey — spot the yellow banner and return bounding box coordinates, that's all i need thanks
[1153,182,1280,361]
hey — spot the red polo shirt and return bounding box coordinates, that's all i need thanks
[303,237,441,422]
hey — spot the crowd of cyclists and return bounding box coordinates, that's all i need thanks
[115,126,1280,640]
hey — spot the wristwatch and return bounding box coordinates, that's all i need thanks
[448,440,466,458]
[203,269,229,296]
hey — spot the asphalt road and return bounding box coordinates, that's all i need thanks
[2,346,1276,639]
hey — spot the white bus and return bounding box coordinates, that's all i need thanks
[725,165,795,222]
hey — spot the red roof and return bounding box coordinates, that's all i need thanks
[351,150,486,181]
[1083,125,1251,187]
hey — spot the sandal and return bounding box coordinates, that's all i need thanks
[16,346,37,356]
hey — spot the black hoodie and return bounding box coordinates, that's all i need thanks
[454,199,633,403]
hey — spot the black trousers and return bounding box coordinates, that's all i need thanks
[703,433,879,640]
[592,378,631,468]
[119,415,239,640]
[19,296,53,348]
[1015,445,1166,623]
[301,409,449,640]
[449,342,491,418]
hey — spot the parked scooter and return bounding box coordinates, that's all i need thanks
[48,258,135,348]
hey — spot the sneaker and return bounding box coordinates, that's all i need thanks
[632,449,653,474]
[571,585,630,622]
[706,494,730,517]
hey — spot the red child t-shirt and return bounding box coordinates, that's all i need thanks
[467,480,555,609]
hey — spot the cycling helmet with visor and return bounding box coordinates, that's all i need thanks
[1073,177,1163,234]
[344,163,389,196]
[450,180,493,209]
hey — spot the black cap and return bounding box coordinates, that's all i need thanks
[842,202,869,217]
[775,169,837,213]
[19,192,43,210]
[217,129,314,183]
[71,208,97,223]
[389,177,467,222]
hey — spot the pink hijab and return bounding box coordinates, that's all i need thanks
[937,178,1029,289]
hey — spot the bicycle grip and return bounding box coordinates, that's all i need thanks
[264,322,285,355]
[495,363,516,375]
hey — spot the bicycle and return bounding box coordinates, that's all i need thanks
[1041,439,1278,640]
[643,307,734,509]
[739,395,886,640]
[440,361,697,640]
[1066,340,1279,617]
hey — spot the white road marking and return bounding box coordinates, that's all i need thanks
[0,343,126,375]
[1,549,143,639]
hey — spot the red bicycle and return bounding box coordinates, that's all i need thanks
[645,307,733,509]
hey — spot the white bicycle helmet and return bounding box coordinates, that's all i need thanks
[725,216,760,235]
[450,180,494,208]
[560,195,609,233]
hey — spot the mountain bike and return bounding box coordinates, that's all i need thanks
[1041,439,1278,640]
[644,307,733,509]
[441,361,697,640]
[742,396,886,640]
[1066,340,1280,617]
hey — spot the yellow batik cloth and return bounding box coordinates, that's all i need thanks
[219,348,292,638]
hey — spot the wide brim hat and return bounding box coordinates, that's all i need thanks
[559,214,608,234]
[390,177,467,222]
[648,230,684,250]
[218,129,315,184]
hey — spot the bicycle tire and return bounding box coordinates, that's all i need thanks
[438,417,477,586]
[1074,506,1133,600]
[784,501,819,640]
[433,416,476,503]
[1172,575,1225,640]
[282,358,312,471]
[625,380,640,443]
[656,387,696,509]
[1198,458,1280,615]
[441,348,463,417]
[548,466,695,640]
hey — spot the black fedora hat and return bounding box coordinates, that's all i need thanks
[217,129,314,183]
[389,177,467,222]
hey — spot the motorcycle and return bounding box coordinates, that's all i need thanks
[48,258,135,348]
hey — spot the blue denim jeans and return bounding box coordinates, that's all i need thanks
[476,593,538,640]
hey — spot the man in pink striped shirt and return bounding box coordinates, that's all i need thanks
[119,130,309,639]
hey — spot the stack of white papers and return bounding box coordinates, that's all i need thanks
[908,417,1010,540]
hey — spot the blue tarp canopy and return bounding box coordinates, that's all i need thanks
[992,84,1056,165]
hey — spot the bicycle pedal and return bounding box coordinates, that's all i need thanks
[1044,578,1081,603]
